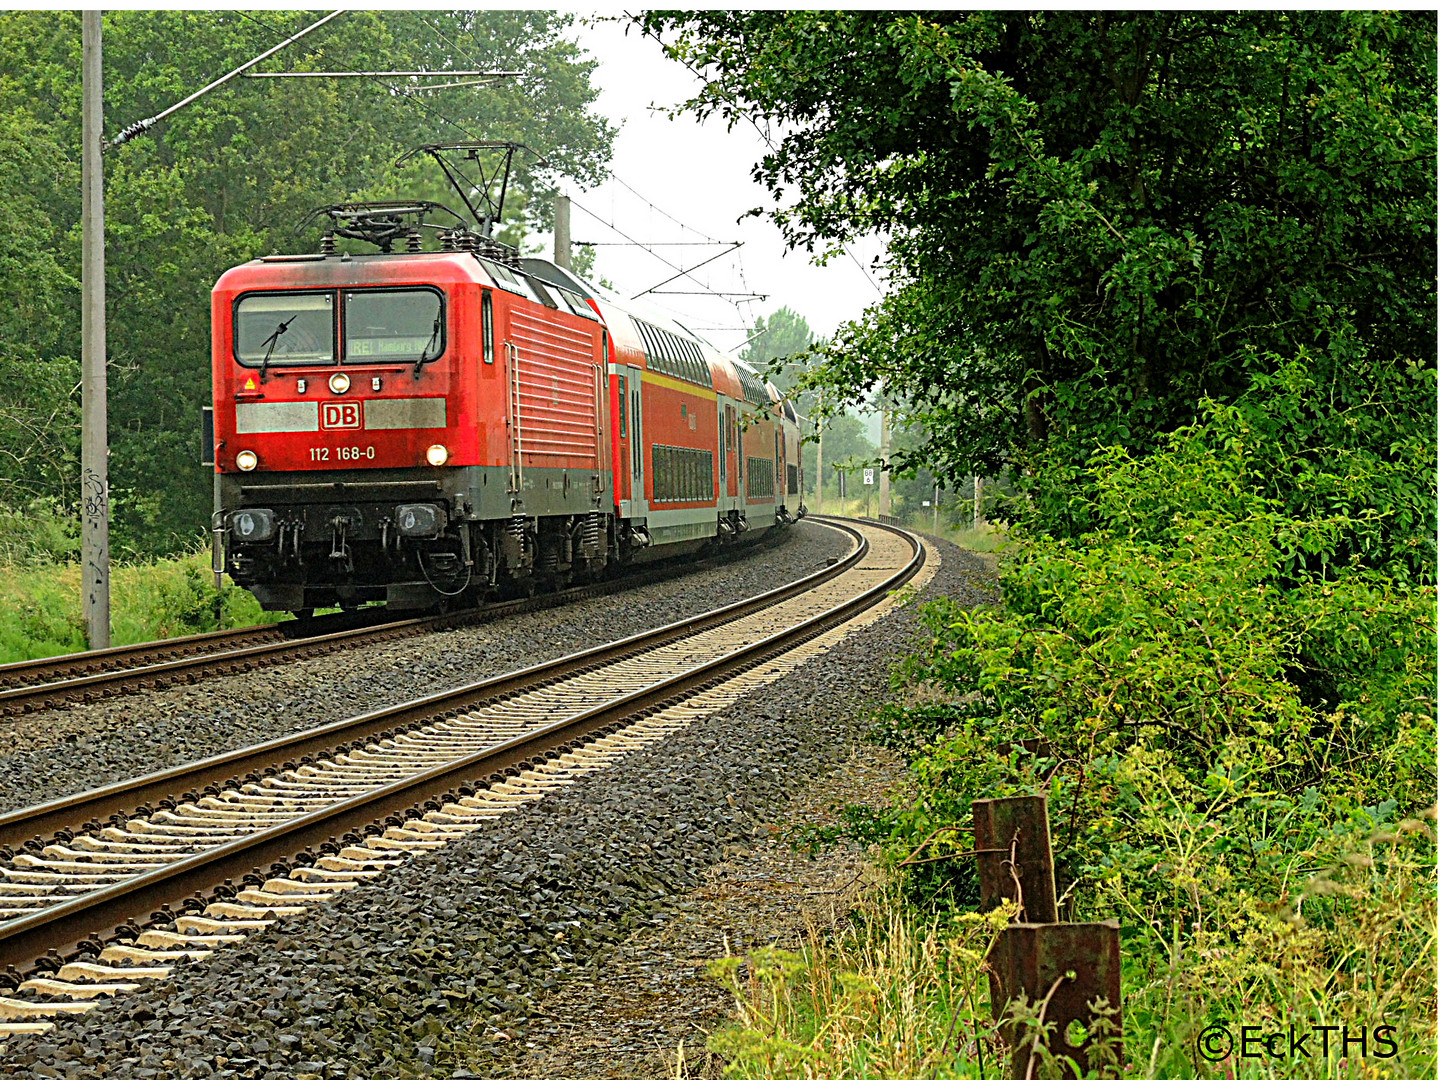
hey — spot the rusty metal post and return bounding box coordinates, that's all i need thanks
[973,795,1058,923]
[988,921,1123,1078]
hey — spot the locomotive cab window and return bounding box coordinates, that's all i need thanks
[234,292,335,366]
[344,288,444,364]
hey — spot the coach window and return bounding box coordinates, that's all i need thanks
[618,375,628,437]
[342,287,444,364]
[482,291,494,364]
[234,292,335,365]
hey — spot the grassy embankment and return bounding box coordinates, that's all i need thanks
[810,496,1007,557]
[0,500,992,665]
[0,538,281,664]
[708,376,1437,1078]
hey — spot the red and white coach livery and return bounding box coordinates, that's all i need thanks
[209,194,803,614]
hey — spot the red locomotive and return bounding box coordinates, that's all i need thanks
[208,147,803,614]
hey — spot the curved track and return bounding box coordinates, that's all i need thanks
[0,518,923,1038]
[0,528,792,716]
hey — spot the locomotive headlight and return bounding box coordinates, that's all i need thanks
[328,372,351,395]
[425,443,449,467]
[235,449,259,472]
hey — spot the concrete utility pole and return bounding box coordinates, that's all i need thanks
[553,193,572,269]
[974,475,986,531]
[877,408,891,517]
[813,411,824,514]
[81,11,109,650]
[79,9,345,650]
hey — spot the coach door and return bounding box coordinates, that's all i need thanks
[723,404,739,498]
[776,426,787,505]
[717,401,727,496]
[627,366,645,512]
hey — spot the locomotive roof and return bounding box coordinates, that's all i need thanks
[216,250,498,292]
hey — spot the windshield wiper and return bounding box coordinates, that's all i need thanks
[256,316,297,383]
[412,315,442,377]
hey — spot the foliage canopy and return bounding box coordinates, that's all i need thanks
[644,11,1436,569]
[0,10,614,556]
[646,14,1438,1067]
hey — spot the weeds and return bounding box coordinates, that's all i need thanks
[708,900,1011,1079]
[0,544,281,662]
[706,371,1436,1078]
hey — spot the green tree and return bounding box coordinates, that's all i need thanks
[643,11,1436,579]
[809,412,874,500]
[0,112,80,511]
[0,10,616,557]
[740,306,880,498]
[741,306,816,375]
[644,17,1437,1059]
[741,305,825,415]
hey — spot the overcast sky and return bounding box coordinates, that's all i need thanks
[544,13,890,357]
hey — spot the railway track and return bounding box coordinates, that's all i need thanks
[0,518,925,1040]
[0,527,792,716]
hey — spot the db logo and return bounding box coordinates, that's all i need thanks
[321,402,360,430]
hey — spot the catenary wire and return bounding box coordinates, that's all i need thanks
[629,12,883,297]
[234,10,488,144]
[239,11,768,327]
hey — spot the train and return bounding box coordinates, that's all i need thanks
[206,198,805,615]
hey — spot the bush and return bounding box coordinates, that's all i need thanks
[839,367,1436,1071]
[0,497,80,564]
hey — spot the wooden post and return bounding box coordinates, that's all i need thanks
[976,795,1123,1076]
[973,795,1057,923]
[989,921,1123,1078]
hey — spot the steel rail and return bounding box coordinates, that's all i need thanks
[0,520,864,852]
[0,624,287,687]
[0,521,919,973]
[0,526,794,714]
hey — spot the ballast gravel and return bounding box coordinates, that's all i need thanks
[0,533,997,1080]
[0,523,851,815]
[504,742,910,1080]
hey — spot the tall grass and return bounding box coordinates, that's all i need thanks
[0,545,282,663]
[708,814,1436,1078]
[707,899,1011,1079]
